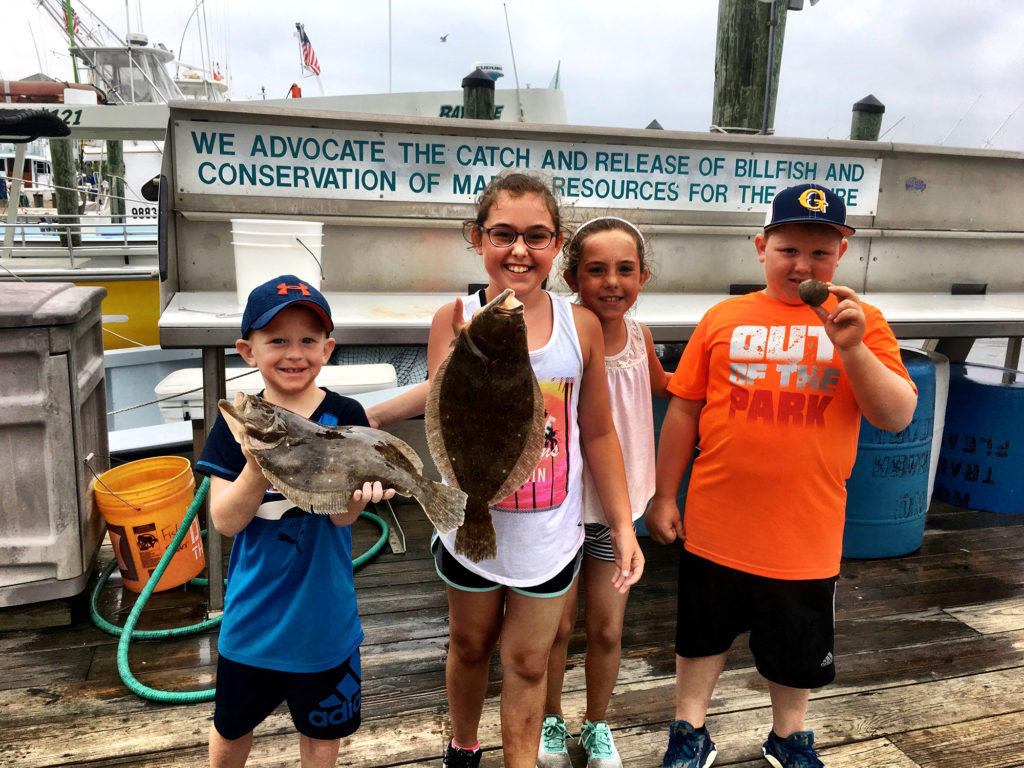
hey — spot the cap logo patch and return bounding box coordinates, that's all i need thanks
[276,282,311,296]
[797,188,829,214]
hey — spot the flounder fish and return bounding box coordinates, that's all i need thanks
[219,393,467,533]
[425,289,546,561]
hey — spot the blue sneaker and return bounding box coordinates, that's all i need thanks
[662,720,717,768]
[762,730,824,768]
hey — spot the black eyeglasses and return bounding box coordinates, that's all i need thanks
[480,225,557,250]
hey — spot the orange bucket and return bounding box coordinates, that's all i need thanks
[92,456,205,593]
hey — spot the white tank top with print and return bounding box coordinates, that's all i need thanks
[581,317,655,525]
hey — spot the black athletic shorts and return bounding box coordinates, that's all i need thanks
[213,651,361,740]
[675,547,837,689]
[432,535,582,597]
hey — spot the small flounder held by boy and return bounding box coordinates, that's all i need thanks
[218,393,467,533]
[425,289,546,562]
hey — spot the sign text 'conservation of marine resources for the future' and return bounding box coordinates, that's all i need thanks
[175,120,883,214]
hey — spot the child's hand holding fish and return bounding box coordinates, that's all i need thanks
[332,481,397,528]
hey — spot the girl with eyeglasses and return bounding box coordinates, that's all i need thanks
[367,171,643,768]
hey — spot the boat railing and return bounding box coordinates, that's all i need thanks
[1,212,157,265]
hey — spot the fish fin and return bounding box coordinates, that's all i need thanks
[454,500,497,562]
[487,374,547,504]
[218,399,247,445]
[258,466,350,515]
[414,480,467,534]
[424,354,459,486]
[370,427,424,472]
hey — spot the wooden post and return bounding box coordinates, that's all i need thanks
[851,94,885,141]
[462,68,495,120]
[105,140,126,223]
[48,137,81,248]
[712,0,789,134]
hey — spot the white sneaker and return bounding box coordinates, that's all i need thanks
[537,714,572,768]
[581,719,622,768]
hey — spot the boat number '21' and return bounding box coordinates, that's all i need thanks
[46,108,83,126]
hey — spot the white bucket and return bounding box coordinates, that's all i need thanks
[231,219,324,306]
[233,237,324,308]
[232,231,324,246]
[230,218,324,236]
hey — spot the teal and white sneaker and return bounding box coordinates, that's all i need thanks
[580,719,622,768]
[537,714,571,768]
[762,730,823,768]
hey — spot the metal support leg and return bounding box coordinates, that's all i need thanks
[202,347,226,613]
[378,498,406,554]
[1004,337,1021,384]
[934,337,976,364]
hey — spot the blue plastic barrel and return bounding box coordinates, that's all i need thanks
[843,349,937,558]
[933,363,1024,514]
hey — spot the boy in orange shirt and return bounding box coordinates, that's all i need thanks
[646,183,918,768]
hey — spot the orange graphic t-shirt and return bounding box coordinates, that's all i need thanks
[668,291,914,580]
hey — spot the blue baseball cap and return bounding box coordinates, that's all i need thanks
[240,275,333,338]
[764,183,855,237]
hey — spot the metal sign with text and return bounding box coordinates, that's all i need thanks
[174,120,882,214]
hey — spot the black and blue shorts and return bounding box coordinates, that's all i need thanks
[432,535,582,597]
[213,650,361,740]
[675,547,837,689]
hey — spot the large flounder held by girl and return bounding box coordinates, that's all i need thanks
[425,289,546,562]
[218,393,467,533]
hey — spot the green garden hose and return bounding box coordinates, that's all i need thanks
[90,476,390,703]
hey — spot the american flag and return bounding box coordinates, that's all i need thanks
[297,24,320,76]
[63,6,82,35]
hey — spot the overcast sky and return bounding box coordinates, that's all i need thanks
[6,0,1024,151]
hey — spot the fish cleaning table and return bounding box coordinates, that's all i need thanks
[160,289,1024,347]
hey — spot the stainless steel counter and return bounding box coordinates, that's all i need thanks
[160,290,1024,347]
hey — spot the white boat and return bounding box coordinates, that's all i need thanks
[0,4,230,350]
[1,7,566,451]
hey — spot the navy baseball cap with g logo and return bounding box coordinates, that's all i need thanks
[240,275,333,338]
[764,183,855,237]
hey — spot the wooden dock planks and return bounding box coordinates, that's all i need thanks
[1,500,1022,767]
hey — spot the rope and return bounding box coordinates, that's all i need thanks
[106,369,261,416]
[90,476,390,703]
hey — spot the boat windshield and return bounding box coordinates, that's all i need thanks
[73,45,183,104]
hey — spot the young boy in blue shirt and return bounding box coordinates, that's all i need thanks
[197,275,394,768]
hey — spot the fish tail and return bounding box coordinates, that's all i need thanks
[417,480,467,535]
[454,504,498,563]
